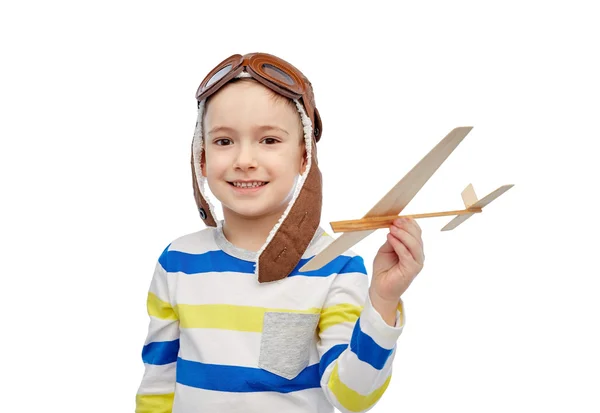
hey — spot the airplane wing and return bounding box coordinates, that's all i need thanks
[300,126,474,272]
[469,184,514,209]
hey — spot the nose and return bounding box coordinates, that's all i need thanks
[233,142,258,171]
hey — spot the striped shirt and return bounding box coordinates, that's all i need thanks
[136,226,404,413]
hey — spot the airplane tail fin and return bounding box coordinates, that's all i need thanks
[441,184,513,231]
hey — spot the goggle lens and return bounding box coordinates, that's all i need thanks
[205,64,233,89]
[262,63,295,86]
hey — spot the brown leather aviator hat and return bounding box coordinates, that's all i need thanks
[191,53,323,283]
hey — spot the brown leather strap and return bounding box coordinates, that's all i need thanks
[258,146,322,282]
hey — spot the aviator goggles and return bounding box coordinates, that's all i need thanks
[195,53,322,141]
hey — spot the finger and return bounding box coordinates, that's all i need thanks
[390,225,425,265]
[386,232,414,264]
[377,236,395,255]
[406,217,422,237]
[390,226,423,265]
[404,219,425,260]
[393,218,423,247]
[409,218,423,238]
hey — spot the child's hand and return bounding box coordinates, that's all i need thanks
[370,218,425,325]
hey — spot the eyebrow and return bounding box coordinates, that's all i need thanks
[207,125,290,136]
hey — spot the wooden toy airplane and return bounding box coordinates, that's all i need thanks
[299,126,513,272]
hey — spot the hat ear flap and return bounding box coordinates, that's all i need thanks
[257,147,322,282]
[191,143,218,227]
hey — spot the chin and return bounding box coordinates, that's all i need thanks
[223,198,290,220]
[229,206,283,220]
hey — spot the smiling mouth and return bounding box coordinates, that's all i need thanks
[228,181,268,188]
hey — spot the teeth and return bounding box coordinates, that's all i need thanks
[232,181,266,188]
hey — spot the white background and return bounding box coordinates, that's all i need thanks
[2,1,599,412]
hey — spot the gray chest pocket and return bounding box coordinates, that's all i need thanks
[258,312,320,380]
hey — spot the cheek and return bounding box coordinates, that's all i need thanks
[206,161,225,176]
[203,149,229,175]
[267,152,303,176]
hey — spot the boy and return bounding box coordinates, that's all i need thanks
[136,53,425,413]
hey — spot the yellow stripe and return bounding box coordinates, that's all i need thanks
[176,304,321,332]
[135,393,174,413]
[328,363,392,412]
[147,293,177,320]
[319,303,363,332]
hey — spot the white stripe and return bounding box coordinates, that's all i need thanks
[335,347,396,396]
[173,384,333,413]
[168,229,220,254]
[178,328,321,368]
[318,321,355,347]
[303,232,338,258]
[148,265,171,303]
[321,271,368,308]
[137,363,177,395]
[173,270,334,308]
[179,329,260,366]
[144,317,179,345]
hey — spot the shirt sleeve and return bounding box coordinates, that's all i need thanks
[317,255,405,413]
[136,246,180,413]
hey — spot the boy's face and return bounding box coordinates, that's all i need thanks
[202,80,307,222]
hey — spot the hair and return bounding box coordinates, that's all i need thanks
[202,77,304,143]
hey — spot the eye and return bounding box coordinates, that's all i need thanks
[261,137,280,145]
[214,138,232,146]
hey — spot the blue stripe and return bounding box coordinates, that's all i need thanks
[176,357,321,393]
[159,249,366,277]
[160,250,255,274]
[319,344,347,379]
[142,339,180,365]
[349,319,393,370]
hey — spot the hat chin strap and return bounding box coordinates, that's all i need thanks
[256,146,322,282]
[191,91,322,283]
